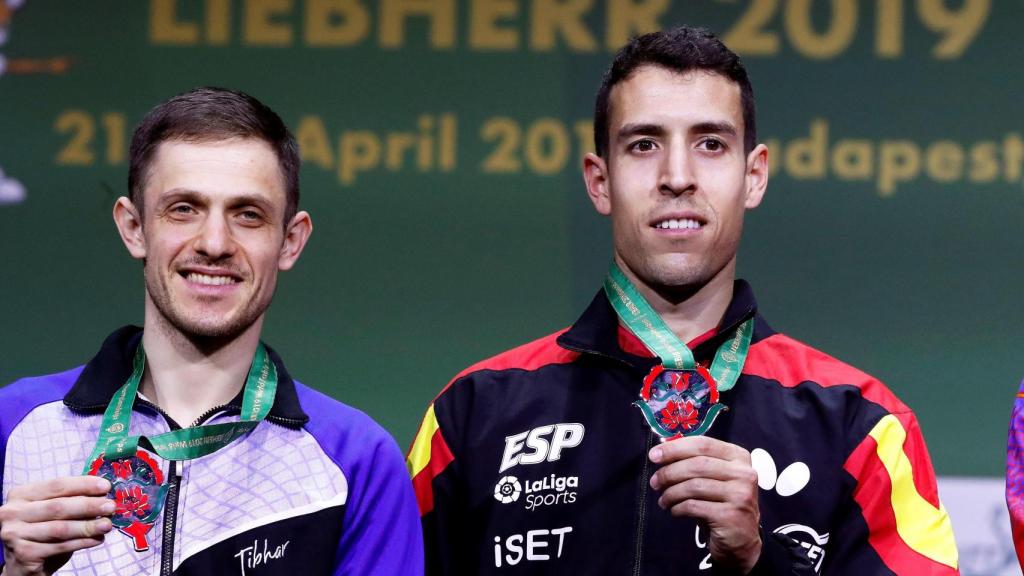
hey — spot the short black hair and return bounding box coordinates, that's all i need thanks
[594,27,756,158]
[128,87,300,225]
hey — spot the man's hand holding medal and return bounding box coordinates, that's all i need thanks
[649,435,762,573]
[605,262,762,573]
[0,476,114,575]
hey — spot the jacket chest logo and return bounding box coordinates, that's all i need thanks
[499,423,584,473]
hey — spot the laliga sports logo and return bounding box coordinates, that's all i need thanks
[494,476,522,504]
[494,474,580,511]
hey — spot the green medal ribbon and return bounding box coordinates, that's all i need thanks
[604,261,753,438]
[603,261,753,392]
[82,342,278,472]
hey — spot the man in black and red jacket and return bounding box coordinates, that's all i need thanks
[408,27,958,575]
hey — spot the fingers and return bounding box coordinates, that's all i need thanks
[14,518,113,543]
[0,477,116,575]
[7,476,111,503]
[663,497,736,519]
[646,438,759,522]
[649,436,750,465]
[653,475,757,511]
[649,455,757,491]
[4,534,107,565]
[14,496,116,524]
[647,439,762,570]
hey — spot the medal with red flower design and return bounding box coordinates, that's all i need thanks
[635,365,725,439]
[87,450,168,551]
[81,341,278,552]
[604,261,753,439]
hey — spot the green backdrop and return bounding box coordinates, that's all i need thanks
[1,0,1020,477]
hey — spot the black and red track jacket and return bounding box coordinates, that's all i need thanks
[407,282,958,575]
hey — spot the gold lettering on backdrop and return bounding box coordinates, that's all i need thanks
[926,141,964,183]
[49,106,1023,195]
[150,0,199,44]
[145,0,988,56]
[417,116,435,170]
[297,117,334,169]
[968,143,999,183]
[785,119,827,180]
[339,131,381,184]
[294,114,458,183]
[207,0,231,44]
[530,0,597,52]
[606,0,667,48]
[244,0,294,45]
[832,140,874,181]
[307,0,370,45]
[1004,134,1024,182]
[783,0,857,60]
[439,114,457,171]
[875,0,904,57]
[387,133,417,170]
[469,0,518,50]
[765,119,1024,197]
[877,141,920,197]
[380,0,456,49]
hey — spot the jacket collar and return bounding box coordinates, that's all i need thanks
[556,279,761,368]
[63,325,309,427]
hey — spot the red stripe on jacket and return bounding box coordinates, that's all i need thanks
[843,433,957,575]
[411,427,455,516]
[743,333,941,508]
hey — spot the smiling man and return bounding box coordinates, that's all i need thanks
[408,28,958,574]
[0,88,422,575]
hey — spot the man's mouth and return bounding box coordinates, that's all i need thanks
[183,272,239,286]
[654,218,702,230]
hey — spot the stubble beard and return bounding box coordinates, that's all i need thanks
[143,265,270,345]
[621,238,739,306]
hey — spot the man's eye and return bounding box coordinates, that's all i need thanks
[699,138,725,152]
[170,204,195,215]
[238,210,265,223]
[631,139,657,153]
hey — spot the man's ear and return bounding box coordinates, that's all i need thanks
[744,143,769,209]
[583,152,612,216]
[113,197,147,260]
[278,211,313,271]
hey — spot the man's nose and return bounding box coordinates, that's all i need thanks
[659,145,697,196]
[192,214,236,259]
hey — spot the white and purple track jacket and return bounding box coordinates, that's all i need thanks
[0,326,424,575]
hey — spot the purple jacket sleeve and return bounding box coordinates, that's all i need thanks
[297,384,424,576]
[0,368,83,569]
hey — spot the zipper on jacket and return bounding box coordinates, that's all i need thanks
[632,431,656,576]
[160,460,181,576]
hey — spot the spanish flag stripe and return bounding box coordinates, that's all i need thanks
[407,405,456,516]
[410,427,454,516]
[844,416,958,572]
[407,404,441,479]
[890,411,941,509]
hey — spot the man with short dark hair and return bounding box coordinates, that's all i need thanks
[0,87,422,575]
[408,28,957,574]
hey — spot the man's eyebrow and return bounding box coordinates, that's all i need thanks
[227,194,274,209]
[691,121,738,137]
[616,121,739,140]
[158,188,206,204]
[617,123,666,140]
